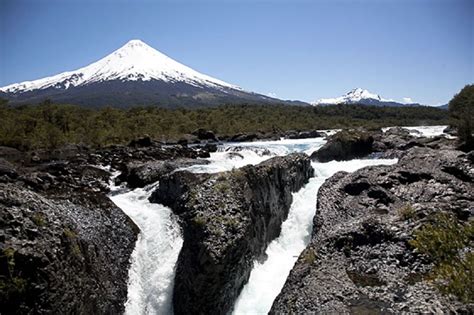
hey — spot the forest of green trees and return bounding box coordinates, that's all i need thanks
[0,98,449,150]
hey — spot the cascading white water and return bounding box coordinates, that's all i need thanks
[232,158,397,314]
[109,125,448,315]
[109,183,183,315]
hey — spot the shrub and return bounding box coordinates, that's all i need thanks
[192,214,207,227]
[409,213,472,263]
[301,248,317,265]
[435,253,474,303]
[398,204,416,220]
[31,212,46,226]
[409,212,474,302]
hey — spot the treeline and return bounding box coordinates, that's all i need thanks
[0,99,449,150]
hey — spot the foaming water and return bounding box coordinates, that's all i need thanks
[232,158,397,314]
[382,125,449,138]
[185,137,327,174]
[109,183,183,315]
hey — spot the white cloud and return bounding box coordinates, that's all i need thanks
[402,97,414,104]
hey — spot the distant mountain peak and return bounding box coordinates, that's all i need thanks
[310,88,421,107]
[313,88,390,105]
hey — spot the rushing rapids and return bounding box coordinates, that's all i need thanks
[109,126,449,314]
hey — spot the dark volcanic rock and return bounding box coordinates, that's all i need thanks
[311,129,374,162]
[128,135,153,147]
[192,128,218,142]
[0,159,18,181]
[285,130,326,139]
[0,183,139,314]
[150,153,314,315]
[443,125,457,136]
[372,128,457,159]
[371,127,419,158]
[0,147,24,163]
[203,143,218,153]
[117,158,210,188]
[271,148,473,314]
[229,133,260,142]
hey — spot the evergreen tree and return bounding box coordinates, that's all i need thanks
[449,84,473,149]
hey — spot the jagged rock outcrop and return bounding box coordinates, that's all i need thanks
[311,129,374,162]
[150,153,314,315]
[116,158,210,188]
[0,181,138,314]
[271,147,473,314]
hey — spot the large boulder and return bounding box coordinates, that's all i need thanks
[128,135,153,147]
[0,146,24,163]
[116,158,210,188]
[150,153,314,315]
[192,128,219,142]
[443,125,457,136]
[311,129,374,162]
[229,133,260,142]
[271,147,473,314]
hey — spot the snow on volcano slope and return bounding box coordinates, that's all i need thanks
[0,39,239,93]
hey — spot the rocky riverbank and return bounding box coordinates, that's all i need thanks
[271,146,473,313]
[0,139,215,314]
[150,153,314,315]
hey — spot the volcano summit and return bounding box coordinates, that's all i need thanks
[0,40,285,107]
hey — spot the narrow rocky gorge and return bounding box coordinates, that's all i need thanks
[0,140,215,314]
[150,153,314,314]
[271,146,473,313]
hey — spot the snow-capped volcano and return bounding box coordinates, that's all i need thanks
[1,40,238,93]
[312,88,419,107]
[1,39,287,107]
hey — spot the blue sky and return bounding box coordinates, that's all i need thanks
[0,0,472,105]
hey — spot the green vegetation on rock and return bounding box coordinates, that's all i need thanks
[0,247,27,305]
[398,204,416,220]
[410,212,474,302]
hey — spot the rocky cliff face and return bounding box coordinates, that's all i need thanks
[0,183,138,314]
[150,153,314,315]
[271,147,473,313]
